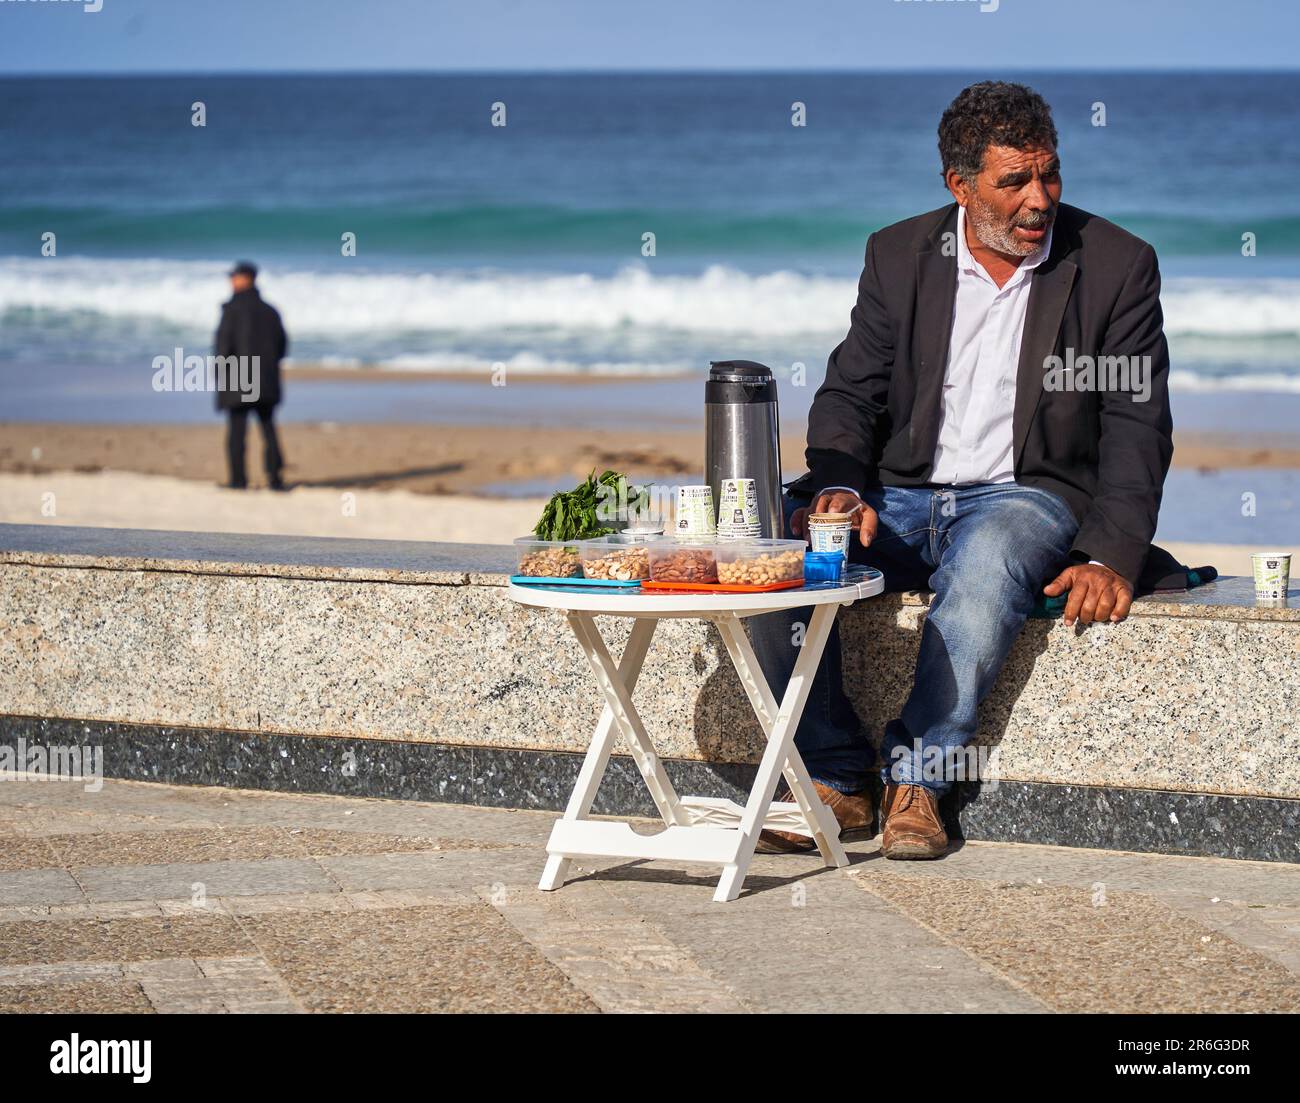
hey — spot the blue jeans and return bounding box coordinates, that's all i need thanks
[748,483,1079,797]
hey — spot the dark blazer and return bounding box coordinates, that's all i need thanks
[213,288,288,410]
[794,201,1174,586]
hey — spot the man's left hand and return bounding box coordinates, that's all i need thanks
[1043,564,1134,625]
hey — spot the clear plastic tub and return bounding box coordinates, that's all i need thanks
[715,539,806,585]
[646,538,719,583]
[579,539,651,581]
[514,538,582,578]
[609,528,663,544]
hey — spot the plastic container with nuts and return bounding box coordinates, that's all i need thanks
[646,538,719,583]
[514,538,582,578]
[714,539,806,586]
[578,539,651,581]
[611,527,664,543]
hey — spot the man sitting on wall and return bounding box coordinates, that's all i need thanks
[750,80,1173,859]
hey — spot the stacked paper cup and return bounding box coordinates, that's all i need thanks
[717,477,762,539]
[675,485,717,537]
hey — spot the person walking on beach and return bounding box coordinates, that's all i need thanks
[751,81,1173,860]
[214,261,288,490]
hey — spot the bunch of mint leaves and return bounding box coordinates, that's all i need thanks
[532,470,649,541]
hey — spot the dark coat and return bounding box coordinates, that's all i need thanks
[790,202,1174,586]
[213,288,288,411]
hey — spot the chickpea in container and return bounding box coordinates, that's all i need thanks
[714,539,806,585]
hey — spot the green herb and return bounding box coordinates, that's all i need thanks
[532,469,648,541]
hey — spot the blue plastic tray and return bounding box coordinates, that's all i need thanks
[510,574,641,588]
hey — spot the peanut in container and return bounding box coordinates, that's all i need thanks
[715,539,806,585]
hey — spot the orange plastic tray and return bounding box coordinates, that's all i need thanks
[640,577,805,594]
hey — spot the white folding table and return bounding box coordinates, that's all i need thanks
[506,568,885,902]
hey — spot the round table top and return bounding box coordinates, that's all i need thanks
[506,566,885,615]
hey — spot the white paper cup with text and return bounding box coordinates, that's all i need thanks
[717,477,761,539]
[1251,551,1291,602]
[808,512,854,555]
[675,485,717,536]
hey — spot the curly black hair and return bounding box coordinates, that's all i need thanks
[938,81,1058,183]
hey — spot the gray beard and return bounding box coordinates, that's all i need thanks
[966,196,1045,257]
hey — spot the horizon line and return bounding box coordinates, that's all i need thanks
[3,65,1299,78]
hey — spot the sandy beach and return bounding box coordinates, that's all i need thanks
[1,418,1290,576]
[0,420,706,498]
[4,419,1300,498]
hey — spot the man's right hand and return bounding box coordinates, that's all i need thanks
[790,489,878,547]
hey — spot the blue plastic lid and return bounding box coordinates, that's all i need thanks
[805,551,845,562]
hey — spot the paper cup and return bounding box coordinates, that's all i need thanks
[717,477,761,539]
[808,512,854,555]
[675,485,716,536]
[1251,551,1291,602]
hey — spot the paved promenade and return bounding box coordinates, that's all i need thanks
[1,778,1298,1014]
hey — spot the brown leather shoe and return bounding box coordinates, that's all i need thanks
[756,780,874,854]
[879,783,948,859]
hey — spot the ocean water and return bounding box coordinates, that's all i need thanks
[1,71,1299,406]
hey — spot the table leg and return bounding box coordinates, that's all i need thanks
[712,602,845,902]
[714,613,849,869]
[538,616,657,891]
[566,612,686,827]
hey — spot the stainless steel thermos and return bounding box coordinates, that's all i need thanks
[704,360,783,539]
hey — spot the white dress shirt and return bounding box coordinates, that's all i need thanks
[813,210,1109,574]
[929,204,1052,485]
[818,205,1051,500]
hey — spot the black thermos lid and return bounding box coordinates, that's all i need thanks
[706,360,778,405]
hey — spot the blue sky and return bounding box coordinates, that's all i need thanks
[1,0,1297,74]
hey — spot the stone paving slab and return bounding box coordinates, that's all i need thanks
[131,957,302,1014]
[852,867,1300,1014]
[0,899,171,923]
[0,979,154,1013]
[4,806,219,837]
[237,903,596,1013]
[0,868,84,908]
[1,777,1298,1014]
[316,845,553,894]
[0,888,478,925]
[0,779,551,846]
[580,858,1048,1013]
[74,857,340,903]
[484,881,750,1013]
[828,838,1300,977]
[35,827,465,866]
[0,836,58,872]
[0,825,512,878]
[872,838,1300,906]
[0,961,125,985]
[1172,902,1300,974]
[0,912,254,967]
